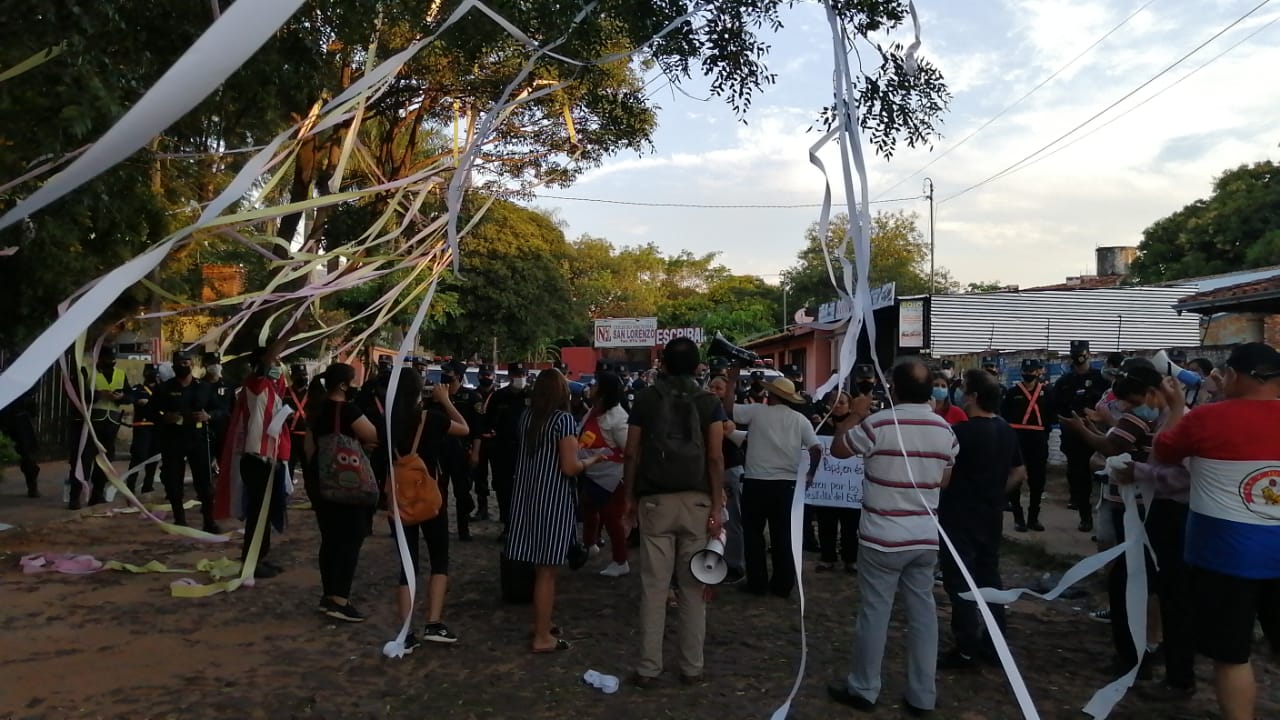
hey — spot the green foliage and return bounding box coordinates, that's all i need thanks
[0,432,17,464]
[1130,161,1280,283]
[965,280,1005,293]
[781,209,959,309]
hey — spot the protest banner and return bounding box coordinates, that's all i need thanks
[800,436,863,509]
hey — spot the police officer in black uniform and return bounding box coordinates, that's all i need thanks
[1053,340,1110,532]
[201,352,234,474]
[284,363,309,474]
[127,363,162,494]
[981,355,1006,392]
[486,361,532,542]
[154,351,220,532]
[469,364,498,521]
[437,360,481,541]
[1002,358,1052,532]
[853,364,887,413]
[0,358,41,498]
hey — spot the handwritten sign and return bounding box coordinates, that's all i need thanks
[801,436,863,509]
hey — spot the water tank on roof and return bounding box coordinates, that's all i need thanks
[1096,246,1137,277]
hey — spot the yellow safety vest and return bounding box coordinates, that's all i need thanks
[92,368,126,411]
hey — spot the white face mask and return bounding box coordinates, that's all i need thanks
[510,377,526,390]
[207,364,222,377]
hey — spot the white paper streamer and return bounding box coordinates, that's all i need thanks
[0,0,308,230]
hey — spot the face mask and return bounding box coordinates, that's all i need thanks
[856,382,875,395]
[950,388,964,406]
[510,377,526,390]
[207,364,222,377]
[1132,405,1159,422]
[175,365,192,379]
[940,369,953,380]
[931,387,949,403]
[1022,373,1039,383]
[266,365,283,380]
[480,377,493,388]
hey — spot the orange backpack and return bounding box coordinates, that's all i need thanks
[390,412,442,525]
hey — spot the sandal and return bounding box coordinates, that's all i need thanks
[531,638,572,654]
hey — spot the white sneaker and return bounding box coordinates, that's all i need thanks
[600,561,630,577]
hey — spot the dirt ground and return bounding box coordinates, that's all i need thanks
[2,490,1278,720]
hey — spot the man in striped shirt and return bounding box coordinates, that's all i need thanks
[1152,342,1280,720]
[828,360,958,716]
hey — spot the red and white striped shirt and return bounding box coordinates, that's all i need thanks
[843,403,958,553]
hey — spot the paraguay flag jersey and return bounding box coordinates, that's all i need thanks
[1154,399,1280,579]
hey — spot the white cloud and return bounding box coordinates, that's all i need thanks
[543,1,1280,290]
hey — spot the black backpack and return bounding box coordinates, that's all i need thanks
[639,380,710,494]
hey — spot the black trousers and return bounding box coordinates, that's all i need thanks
[1063,443,1095,524]
[159,429,215,527]
[314,498,367,599]
[82,415,121,505]
[1108,504,1157,669]
[128,425,159,492]
[1,412,39,489]
[240,455,274,561]
[742,479,797,597]
[941,514,1007,658]
[492,449,517,524]
[440,451,473,536]
[1009,432,1048,524]
[471,438,493,500]
[816,506,860,565]
[288,432,307,473]
[1146,499,1194,689]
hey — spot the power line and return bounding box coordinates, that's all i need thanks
[534,193,924,209]
[941,0,1274,204]
[874,0,1161,200]
[991,11,1280,179]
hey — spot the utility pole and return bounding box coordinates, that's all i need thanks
[923,177,936,295]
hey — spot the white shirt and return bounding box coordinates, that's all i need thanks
[734,403,821,481]
[583,405,628,492]
[843,403,957,553]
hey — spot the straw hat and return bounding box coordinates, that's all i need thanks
[763,377,805,404]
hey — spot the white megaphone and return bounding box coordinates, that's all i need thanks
[690,532,728,585]
[1150,350,1202,387]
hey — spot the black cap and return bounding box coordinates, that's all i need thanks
[377,354,394,368]
[781,363,802,379]
[143,363,157,373]
[98,346,117,362]
[1070,340,1090,357]
[1168,349,1188,365]
[749,370,765,381]
[981,356,997,367]
[172,350,192,362]
[201,351,221,365]
[412,356,429,367]
[290,363,307,376]
[1227,342,1280,380]
[1106,352,1125,368]
[1021,358,1043,372]
[940,359,955,370]
[854,364,876,380]
[506,362,526,376]
[709,357,730,371]
[442,360,466,376]
[479,364,494,376]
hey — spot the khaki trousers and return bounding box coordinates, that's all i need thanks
[637,490,711,678]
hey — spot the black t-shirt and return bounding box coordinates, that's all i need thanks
[939,416,1024,521]
[414,407,453,474]
[305,400,367,497]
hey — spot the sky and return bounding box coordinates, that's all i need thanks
[531,0,1280,291]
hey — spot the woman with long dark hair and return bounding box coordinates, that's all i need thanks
[579,373,630,577]
[304,363,378,623]
[506,369,604,652]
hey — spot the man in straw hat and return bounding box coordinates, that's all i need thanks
[731,374,823,599]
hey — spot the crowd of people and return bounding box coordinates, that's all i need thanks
[2,335,1278,720]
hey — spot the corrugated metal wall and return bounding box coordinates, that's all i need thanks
[927,286,1202,356]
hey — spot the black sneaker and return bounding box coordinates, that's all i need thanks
[403,632,422,654]
[937,649,980,671]
[1014,523,1028,533]
[423,622,458,644]
[323,599,366,623]
[251,562,281,579]
[844,562,858,575]
[827,682,876,711]
[1028,519,1045,532]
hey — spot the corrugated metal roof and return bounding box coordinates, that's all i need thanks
[927,285,1201,355]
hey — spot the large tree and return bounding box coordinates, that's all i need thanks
[1130,161,1280,283]
[781,209,959,309]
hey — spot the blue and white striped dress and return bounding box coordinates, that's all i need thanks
[505,409,578,566]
